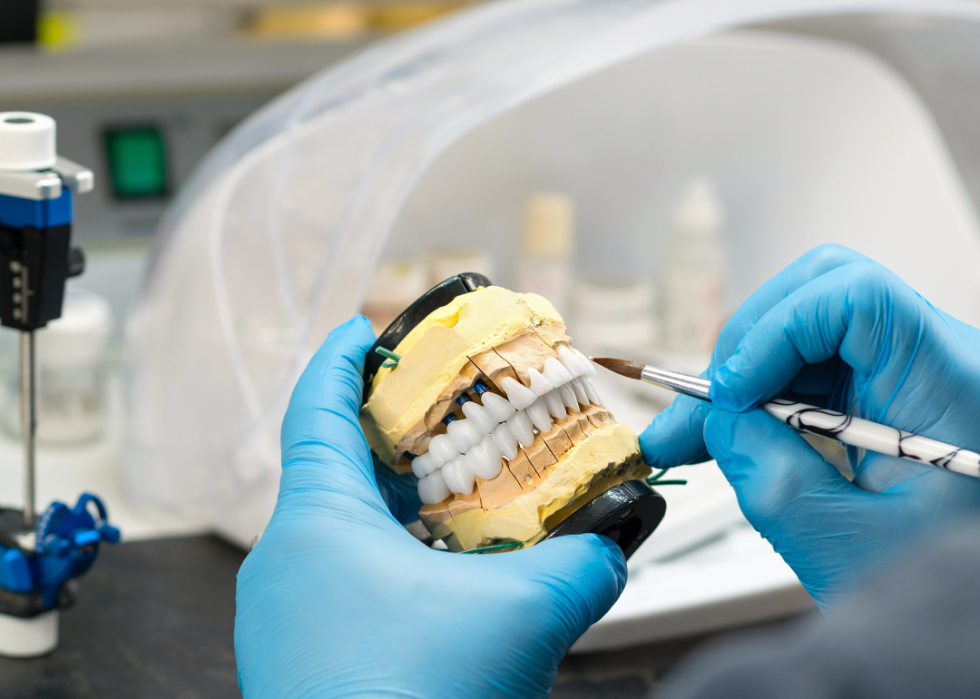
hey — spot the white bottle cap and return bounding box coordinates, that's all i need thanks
[0,610,59,658]
[674,177,723,236]
[37,288,113,369]
[0,113,57,172]
[522,192,574,259]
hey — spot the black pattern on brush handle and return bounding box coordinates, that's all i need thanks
[763,398,980,478]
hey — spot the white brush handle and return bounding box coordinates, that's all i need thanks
[763,398,980,478]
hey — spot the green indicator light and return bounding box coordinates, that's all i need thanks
[104,126,169,199]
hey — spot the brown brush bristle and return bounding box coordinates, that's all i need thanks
[591,357,644,380]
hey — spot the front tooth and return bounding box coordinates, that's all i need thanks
[467,436,503,480]
[442,455,477,494]
[526,397,553,432]
[411,452,438,478]
[507,410,535,446]
[527,368,555,396]
[428,433,459,466]
[461,401,498,434]
[582,377,602,405]
[418,470,451,504]
[543,390,566,419]
[447,418,482,452]
[571,378,589,406]
[573,348,597,376]
[501,377,538,410]
[558,346,586,378]
[558,383,578,411]
[480,392,516,422]
[491,422,519,460]
[543,357,572,387]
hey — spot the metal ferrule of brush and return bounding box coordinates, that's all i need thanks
[640,365,711,400]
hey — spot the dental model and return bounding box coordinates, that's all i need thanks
[360,274,665,555]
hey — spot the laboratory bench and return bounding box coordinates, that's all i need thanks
[0,533,796,698]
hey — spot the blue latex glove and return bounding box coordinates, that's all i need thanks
[235,315,627,698]
[641,244,980,610]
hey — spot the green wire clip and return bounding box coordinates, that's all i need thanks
[460,541,523,555]
[375,347,401,369]
[646,468,688,487]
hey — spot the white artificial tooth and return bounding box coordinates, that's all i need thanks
[428,433,459,467]
[411,452,437,479]
[527,368,555,397]
[467,436,503,480]
[543,390,566,420]
[542,357,572,387]
[526,397,553,432]
[507,410,535,447]
[447,418,482,453]
[442,455,477,495]
[501,377,538,410]
[582,377,602,405]
[418,470,451,504]
[558,383,578,411]
[461,401,498,435]
[571,378,589,406]
[491,422,519,460]
[558,346,586,378]
[573,348,597,376]
[480,392,516,422]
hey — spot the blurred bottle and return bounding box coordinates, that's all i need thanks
[1,289,114,445]
[573,278,659,359]
[361,259,429,335]
[662,178,727,354]
[517,192,574,316]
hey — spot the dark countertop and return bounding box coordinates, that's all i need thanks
[0,535,793,698]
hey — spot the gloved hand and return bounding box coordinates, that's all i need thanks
[641,244,980,611]
[235,315,626,698]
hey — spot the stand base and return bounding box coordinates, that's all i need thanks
[545,480,667,559]
[0,610,58,658]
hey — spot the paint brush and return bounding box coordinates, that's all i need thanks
[592,357,980,479]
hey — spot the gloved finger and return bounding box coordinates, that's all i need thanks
[374,457,423,524]
[498,534,627,646]
[711,261,922,413]
[704,409,855,534]
[639,395,712,467]
[280,315,378,494]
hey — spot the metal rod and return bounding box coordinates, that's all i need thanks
[640,365,711,400]
[19,330,36,528]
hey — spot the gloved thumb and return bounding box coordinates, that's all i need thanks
[704,408,852,535]
[500,534,627,645]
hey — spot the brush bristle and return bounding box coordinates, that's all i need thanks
[591,357,644,380]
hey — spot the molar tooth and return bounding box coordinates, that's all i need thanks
[418,470,451,504]
[573,348,597,376]
[501,377,537,410]
[527,368,555,396]
[571,378,589,406]
[428,433,459,466]
[543,390,566,419]
[542,357,572,387]
[467,436,503,480]
[491,422,519,460]
[480,392,516,422]
[461,401,498,434]
[447,417,483,452]
[526,397,553,432]
[558,383,578,411]
[582,377,602,405]
[506,410,535,446]
[442,455,477,495]
[411,452,438,478]
[558,346,586,378]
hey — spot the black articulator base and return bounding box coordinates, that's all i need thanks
[544,481,667,560]
[362,272,492,392]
